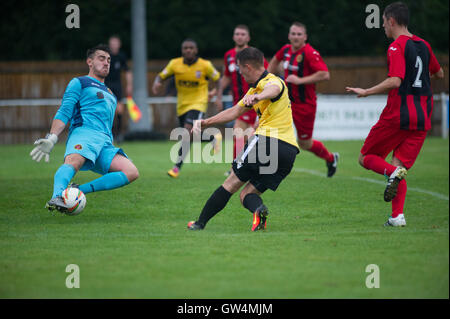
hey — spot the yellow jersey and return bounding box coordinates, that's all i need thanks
[238,71,299,149]
[159,57,220,116]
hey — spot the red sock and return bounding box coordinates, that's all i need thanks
[392,179,407,218]
[363,154,397,176]
[309,140,334,163]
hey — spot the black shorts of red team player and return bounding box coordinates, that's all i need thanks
[232,134,299,193]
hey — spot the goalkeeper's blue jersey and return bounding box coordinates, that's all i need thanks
[54,76,117,139]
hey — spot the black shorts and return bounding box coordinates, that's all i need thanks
[178,110,205,127]
[232,135,299,193]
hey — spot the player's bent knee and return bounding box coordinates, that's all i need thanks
[125,166,139,183]
[298,139,312,150]
[64,154,85,171]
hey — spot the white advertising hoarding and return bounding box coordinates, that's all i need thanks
[313,94,387,140]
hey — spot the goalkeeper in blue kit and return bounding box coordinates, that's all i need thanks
[30,44,139,213]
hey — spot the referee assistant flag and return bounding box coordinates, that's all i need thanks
[126,96,142,122]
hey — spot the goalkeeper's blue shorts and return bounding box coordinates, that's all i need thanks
[64,126,127,175]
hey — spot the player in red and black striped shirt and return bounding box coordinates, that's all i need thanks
[346,2,444,227]
[268,22,339,177]
[216,25,268,168]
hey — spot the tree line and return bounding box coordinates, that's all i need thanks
[0,0,447,61]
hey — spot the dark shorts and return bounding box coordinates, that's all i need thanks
[178,110,205,127]
[232,135,299,193]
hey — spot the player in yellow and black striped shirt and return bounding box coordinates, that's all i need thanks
[152,39,221,178]
[188,47,299,232]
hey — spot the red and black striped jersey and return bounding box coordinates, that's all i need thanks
[381,35,441,131]
[274,43,328,106]
[224,48,268,105]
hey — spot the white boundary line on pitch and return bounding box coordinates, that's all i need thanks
[294,168,449,201]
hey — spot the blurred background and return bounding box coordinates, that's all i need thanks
[0,0,448,144]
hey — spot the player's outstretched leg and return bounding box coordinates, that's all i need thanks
[187,185,233,230]
[188,172,244,230]
[79,154,138,194]
[46,162,78,212]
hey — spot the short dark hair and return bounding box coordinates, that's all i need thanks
[182,38,197,48]
[86,44,111,59]
[235,24,250,34]
[236,47,264,68]
[291,21,307,33]
[384,2,409,26]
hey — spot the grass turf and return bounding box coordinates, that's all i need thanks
[0,138,448,298]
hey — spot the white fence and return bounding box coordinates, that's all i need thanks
[0,93,448,140]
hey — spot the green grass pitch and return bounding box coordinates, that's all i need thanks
[0,138,448,298]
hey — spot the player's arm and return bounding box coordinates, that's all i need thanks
[242,84,281,106]
[205,61,221,102]
[192,104,248,134]
[431,67,444,79]
[215,75,232,111]
[30,78,80,162]
[152,60,174,95]
[346,76,402,98]
[267,56,281,74]
[285,70,330,85]
[152,75,164,95]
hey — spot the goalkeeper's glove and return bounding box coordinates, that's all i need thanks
[30,133,58,162]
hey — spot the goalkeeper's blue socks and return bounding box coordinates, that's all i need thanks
[52,164,76,198]
[79,171,129,194]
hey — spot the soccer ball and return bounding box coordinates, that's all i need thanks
[61,187,86,216]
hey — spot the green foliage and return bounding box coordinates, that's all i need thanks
[0,0,448,59]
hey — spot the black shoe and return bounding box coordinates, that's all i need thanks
[326,153,339,178]
[187,221,204,230]
[68,183,79,189]
[45,196,69,213]
[384,167,407,202]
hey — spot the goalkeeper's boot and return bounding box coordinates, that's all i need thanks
[187,221,204,231]
[326,153,339,178]
[167,166,179,178]
[384,214,406,227]
[384,166,407,202]
[68,183,79,189]
[251,204,269,232]
[45,196,69,213]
